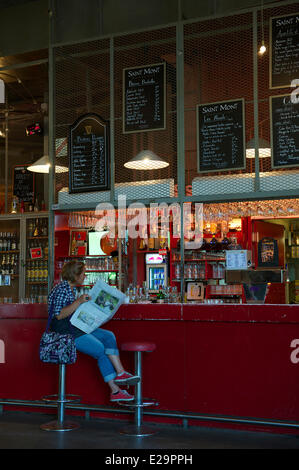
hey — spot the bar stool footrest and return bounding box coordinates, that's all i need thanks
[42,394,81,404]
[116,399,159,408]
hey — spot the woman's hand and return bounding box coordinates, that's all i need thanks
[78,294,91,304]
[57,295,91,320]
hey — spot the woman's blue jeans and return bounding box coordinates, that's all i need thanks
[75,329,119,383]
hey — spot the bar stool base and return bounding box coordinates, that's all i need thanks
[120,424,157,437]
[40,420,80,432]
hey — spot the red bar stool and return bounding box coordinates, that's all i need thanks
[40,364,81,432]
[118,341,159,437]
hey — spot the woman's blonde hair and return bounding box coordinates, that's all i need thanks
[61,260,85,283]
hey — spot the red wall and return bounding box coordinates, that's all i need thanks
[0,303,299,433]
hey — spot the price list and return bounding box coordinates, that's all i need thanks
[270,13,299,89]
[123,63,166,133]
[271,94,299,169]
[13,166,34,202]
[69,114,109,193]
[197,99,246,173]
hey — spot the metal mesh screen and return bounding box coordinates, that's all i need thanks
[184,12,255,198]
[114,27,177,201]
[52,3,299,208]
[53,38,110,204]
[185,2,299,200]
[257,2,299,184]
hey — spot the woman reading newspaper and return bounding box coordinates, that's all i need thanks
[48,260,139,401]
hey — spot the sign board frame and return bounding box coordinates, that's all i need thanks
[123,62,166,134]
[270,93,299,169]
[197,98,246,173]
[12,165,35,203]
[269,12,299,90]
[69,113,110,194]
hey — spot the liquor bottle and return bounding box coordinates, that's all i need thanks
[157,285,165,303]
[11,197,18,213]
[34,198,39,212]
[6,233,11,251]
[20,200,25,213]
[33,219,40,237]
[0,233,2,251]
[11,233,16,251]
[28,201,34,212]
[41,219,48,236]
[2,233,7,252]
[148,237,155,250]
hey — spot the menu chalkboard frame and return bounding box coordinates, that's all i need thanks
[122,62,166,134]
[12,164,35,203]
[69,113,110,194]
[196,98,246,173]
[270,12,299,90]
[270,93,299,169]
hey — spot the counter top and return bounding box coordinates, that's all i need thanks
[0,302,298,323]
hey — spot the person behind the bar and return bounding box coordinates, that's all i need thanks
[48,260,138,402]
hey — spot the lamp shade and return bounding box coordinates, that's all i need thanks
[28,155,69,173]
[124,150,169,170]
[246,138,271,159]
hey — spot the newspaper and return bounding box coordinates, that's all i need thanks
[70,280,127,334]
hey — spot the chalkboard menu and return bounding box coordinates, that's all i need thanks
[13,165,34,202]
[270,94,299,169]
[270,13,299,89]
[69,113,110,194]
[197,98,246,173]
[123,62,166,133]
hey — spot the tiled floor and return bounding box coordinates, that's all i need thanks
[0,411,298,450]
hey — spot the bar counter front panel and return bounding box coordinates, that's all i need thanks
[0,303,299,431]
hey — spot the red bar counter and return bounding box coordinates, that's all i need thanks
[0,303,299,431]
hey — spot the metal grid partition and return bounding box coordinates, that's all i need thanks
[256,2,299,188]
[53,38,110,205]
[51,1,299,210]
[184,2,299,202]
[114,27,177,201]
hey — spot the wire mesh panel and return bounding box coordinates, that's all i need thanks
[114,27,177,202]
[53,38,110,205]
[184,12,255,199]
[257,3,299,190]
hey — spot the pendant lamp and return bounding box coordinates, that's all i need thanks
[246,137,271,159]
[28,155,69,173]
[124,150,169,170]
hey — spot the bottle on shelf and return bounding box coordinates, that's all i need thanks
[11,197,18,213]
[28,200,34,212]
[11,233,17,251]
[157,285,165,303]
[34,197,39,212]
[2,233,7,252]
[33,219,40,237]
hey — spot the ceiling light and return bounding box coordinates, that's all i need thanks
[246,137,271,159]
[124,150,169,170]
[28,155,68,173]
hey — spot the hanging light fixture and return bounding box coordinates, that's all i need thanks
[28,155,69,173]
[246,137,271,159]
[258,0,267,55]
[124,150,169,170]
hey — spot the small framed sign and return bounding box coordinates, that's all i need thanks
[30,247,42,259]
[69,230,88,256]
[69,113,110,193]
[187,282,204,301]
